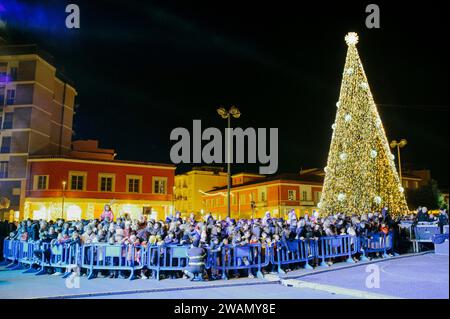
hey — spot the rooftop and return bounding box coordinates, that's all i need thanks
[27,155,175,169]
[207,172,324,192]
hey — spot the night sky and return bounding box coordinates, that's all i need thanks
[1,1,448,187]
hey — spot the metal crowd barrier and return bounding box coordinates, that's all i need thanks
[414,224,441,242]
[2,233,395,280]
[145,244,190,280]
[443,225,449,234]
[271,239,316,273]
[432,233,449,245]
[210,243,270,280]
[316,235,359,267]
[359,232,393,260]
[4,240,21,268]
[81,244,144,280]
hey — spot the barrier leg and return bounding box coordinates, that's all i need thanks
[23,265,37,273]
[277,264,286,274]
[360,252,369,262]
[303,262,313,270]
[256,270,264,279]
[345,257,354,263]
[128,268,137,281]
[87,270,95,280]
[221,270,228,280]
[9,263,23,270]
[319,254,329,268]
[6,262,17,268]
[35,266,47,276]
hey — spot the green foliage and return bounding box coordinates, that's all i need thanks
[406,179,445,210]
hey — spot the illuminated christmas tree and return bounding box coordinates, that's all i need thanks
[319,32,408,217]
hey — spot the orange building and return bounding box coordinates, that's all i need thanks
[202,172,324,220]
[23,153,175,221]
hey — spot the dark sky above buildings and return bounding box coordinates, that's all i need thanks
[1,0,448,187]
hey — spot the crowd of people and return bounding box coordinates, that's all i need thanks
[0,205,447,280]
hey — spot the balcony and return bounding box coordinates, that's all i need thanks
[0,147,10,154]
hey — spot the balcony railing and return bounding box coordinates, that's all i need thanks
[0,147,10,154]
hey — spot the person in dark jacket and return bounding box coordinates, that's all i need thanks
[184,240,206,281]
[438,209,449,233]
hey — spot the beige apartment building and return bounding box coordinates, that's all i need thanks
[0,44,77,217]
[174,166,228,216]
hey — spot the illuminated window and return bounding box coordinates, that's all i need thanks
[33,175,49,190]
[127,175,141,193]
[69,171,87,191]
[33,207,47,220]
[260,191,266,202]
[153,177,167,194]
[302,190,308,201]
[66,205,82,220]
[315,191,322,202]
[99,174,115,192]
[288,190,296,201]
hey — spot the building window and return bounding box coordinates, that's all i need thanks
[99,174,115,192]
[260,190,266,202]
[0,161,8,178]
[69,172,86,191]
[1,136,11,153]
[302,190,308,201]
[127,175,141,193]
[153,177,167,194]
[6,89,15,105]
[288,190,296,201]
[315,191,322,202]
[33,175,49,190]
[2,113,13,129]
[232,194,237,205]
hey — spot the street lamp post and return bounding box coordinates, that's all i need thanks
[390,139,408,186]
[217,105,241,218]
[61,181,66,219]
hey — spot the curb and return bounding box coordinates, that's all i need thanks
[36,280,281,299]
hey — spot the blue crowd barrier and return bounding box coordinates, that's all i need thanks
[4,240,21,268]
[443,225,449,234]
[2,232,395,280]
[359,232,393,260]
[316,235,359,267]
[209,243,270,280]
[146,244,190,280]
[80,244,145,280]
[271,239,316,273]
[432,233,449,245]
[17,241,38,272]
[414,225,441,242]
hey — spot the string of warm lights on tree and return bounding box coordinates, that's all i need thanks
[318,32,409,217]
